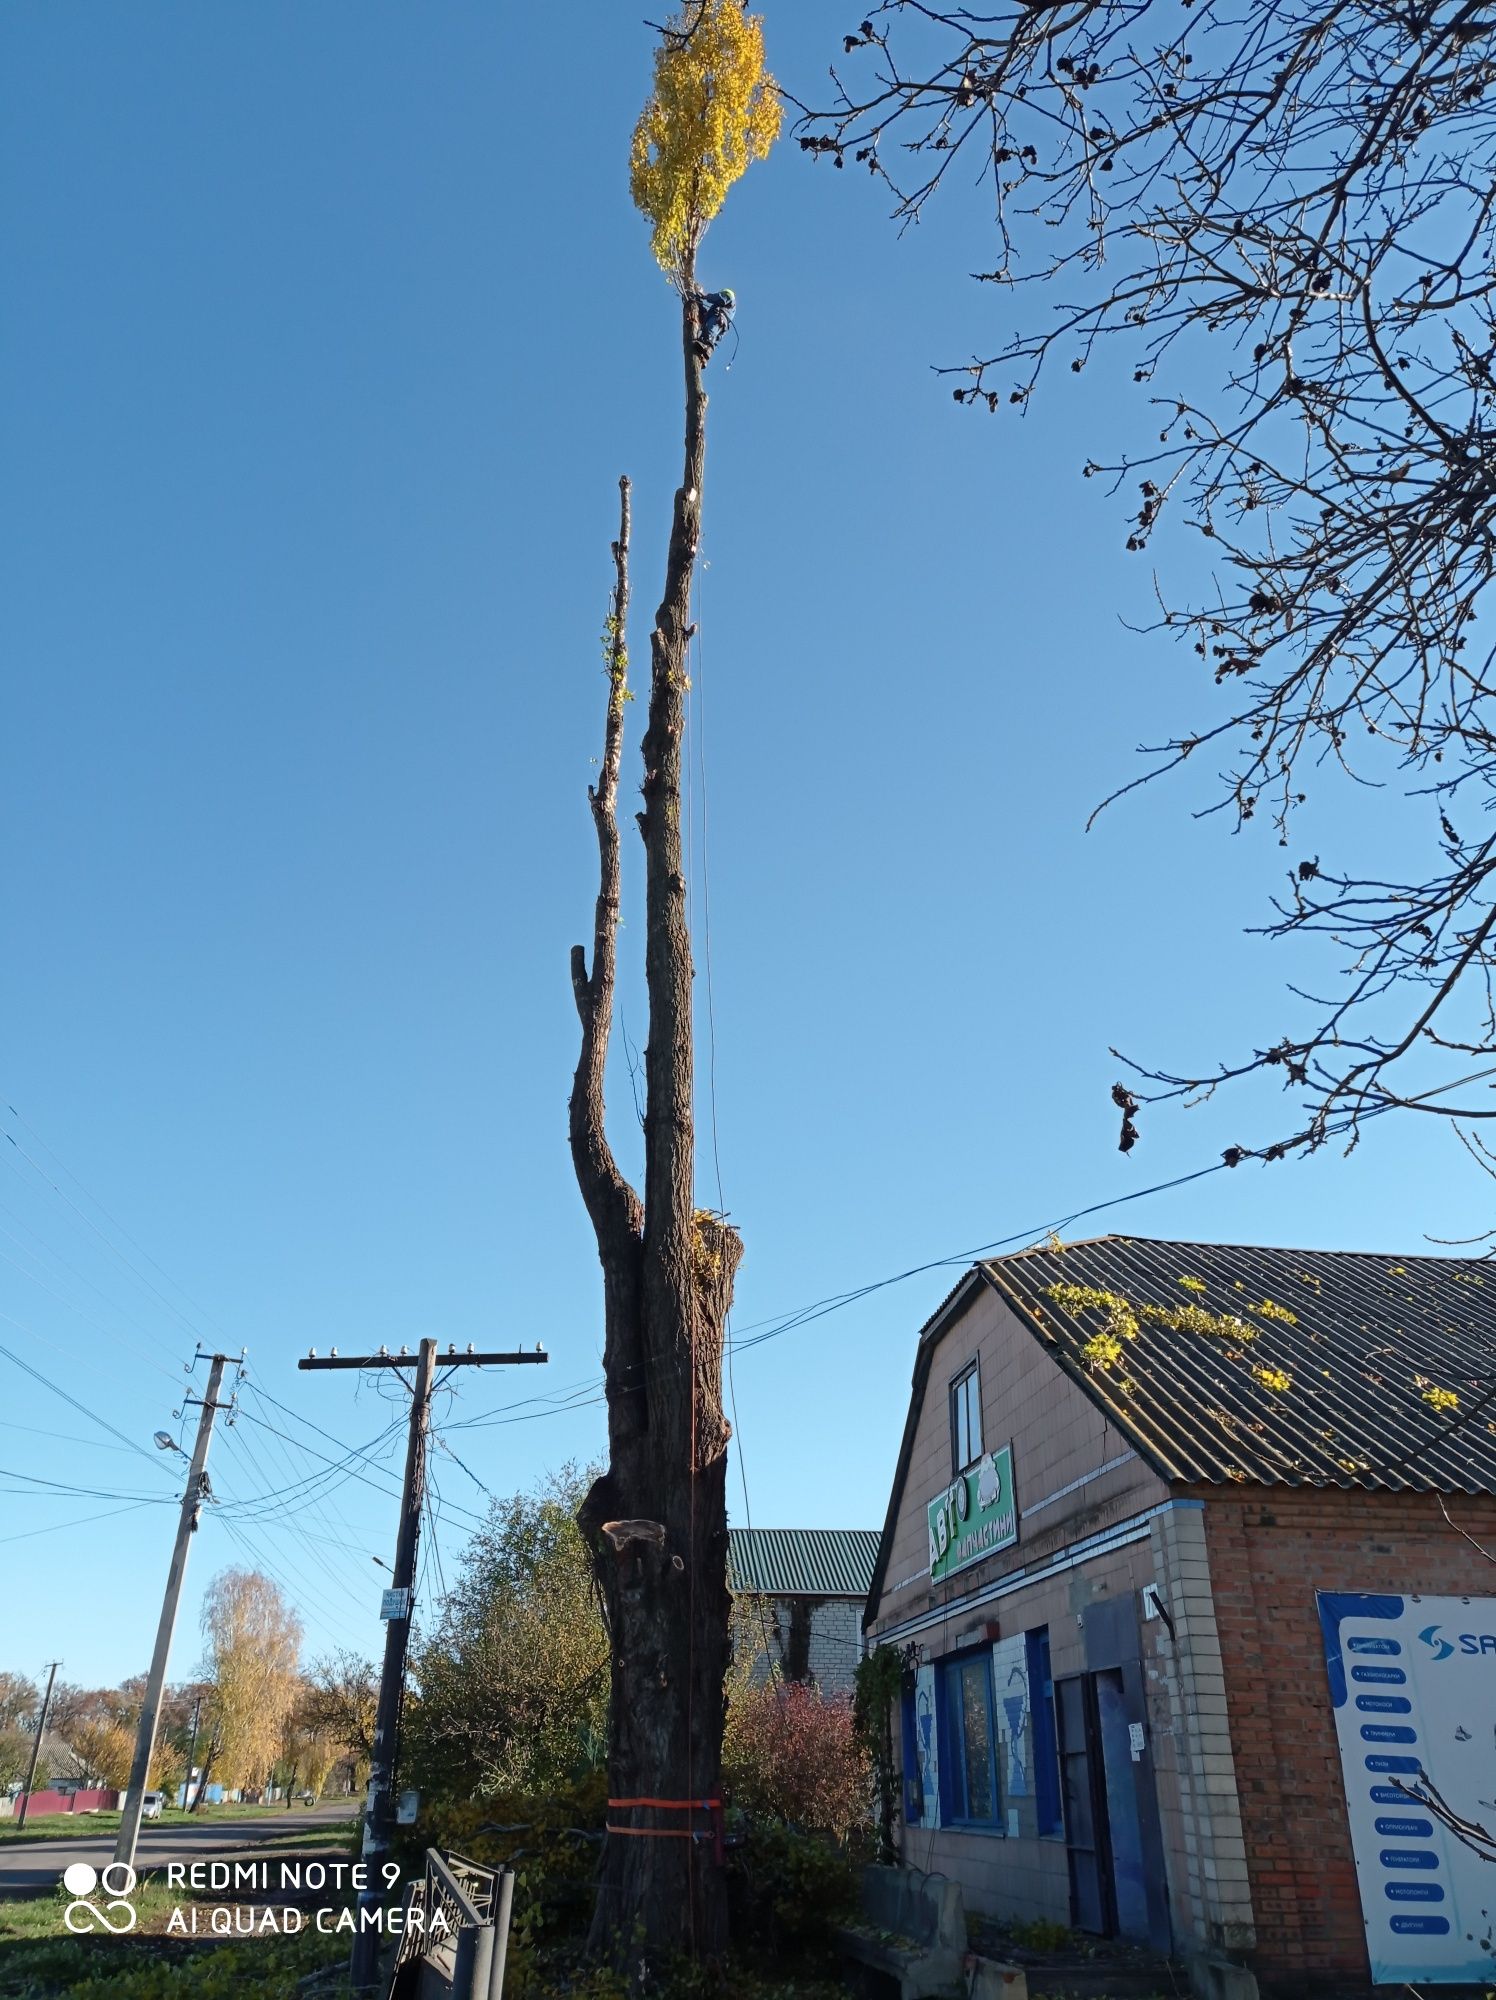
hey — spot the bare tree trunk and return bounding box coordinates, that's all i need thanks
[571,263,743,1965]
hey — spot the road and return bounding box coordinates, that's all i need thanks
[0,1799,356,1896]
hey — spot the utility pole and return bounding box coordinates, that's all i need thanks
[17,1661,60,1829]
[115,1353,228,1873]
[300,1337,546,1994]
[183,1693,203,1813]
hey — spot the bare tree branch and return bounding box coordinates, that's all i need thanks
[801,0,1496,1160]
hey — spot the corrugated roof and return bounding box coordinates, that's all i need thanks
[985,1235,1496,1493]
[728,1527,881,1599]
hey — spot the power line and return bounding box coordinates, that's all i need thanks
[725,1063,1496,1357]
[0,1467,178,1503]
[237,1376,382,1544]
[432,1433,494,1499]
[0,1199,186,1387]
[0,1418,155,1456]
[220,1411,406,1520]
[0,1328,180,1478]
[445,1377,606,1432]
[1,1124,216,1361]
[3,1101,233,1351]
[214,1508,379,1656]
[216,1419,384,1622]
[234,1390,493,1533]
[212,1387,408,1630]
[0,1499,162,1546]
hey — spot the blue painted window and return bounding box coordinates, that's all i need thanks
[1027,1626,1063,1838]
[900,1686,923,1825]
[939,1652,1002,1829]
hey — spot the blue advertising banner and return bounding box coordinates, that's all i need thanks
[1318,1592,1496,1983]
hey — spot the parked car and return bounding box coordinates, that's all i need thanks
[141,1792,164,1820]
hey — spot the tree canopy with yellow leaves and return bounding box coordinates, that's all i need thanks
[629,0,779,285]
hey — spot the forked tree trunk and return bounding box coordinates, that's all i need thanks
[570,258,743,1963]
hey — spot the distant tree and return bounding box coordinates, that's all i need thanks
[60,1717,136,1790]
[47,1684,134,1786]
[570,0,778,1962]
[405,1466,607,1801]
[803,4,1496,1166]
[0,1729,33,1789]
[303,1652,377,1791]
[0,1672,37,1733]
[276,1679,341,1805]
[199,1569,302,1793]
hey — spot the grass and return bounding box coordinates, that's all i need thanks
[0,1934,349,2000]
[0,1860,360,1995]
[0,1801,354,1847]
[0,1881,199,1942]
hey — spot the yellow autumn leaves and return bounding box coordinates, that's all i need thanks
[631,0,781,283]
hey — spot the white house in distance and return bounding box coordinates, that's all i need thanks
[728,1527,879,1695]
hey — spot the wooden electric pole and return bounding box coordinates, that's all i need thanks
[300,1337,547,1994]
[16,1660,60,1829]
[115,1352,229,1873]
[183,1692,203,1812]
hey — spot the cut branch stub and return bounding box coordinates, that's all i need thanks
[600,1518,668,1555]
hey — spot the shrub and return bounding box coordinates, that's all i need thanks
[723,1682,872,1840]
[731,1821,857,1961]
[401,1772,606,1957]
[403,1465,607,1804]
[1008,1916,1075,1953]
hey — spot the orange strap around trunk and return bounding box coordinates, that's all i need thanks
[607,1797,721,1810]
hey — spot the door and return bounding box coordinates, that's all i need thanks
[1056,1672,1111,1934]
[1082,1596,1174,1955]
[1095,1668,1151,1941]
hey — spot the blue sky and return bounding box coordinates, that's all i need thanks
[1,1,1485,1692]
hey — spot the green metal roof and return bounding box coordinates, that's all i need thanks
[728,1527,880,1599]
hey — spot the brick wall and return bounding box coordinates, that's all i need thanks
[872,1277,1169,1636]
[808,1595,864,1693]
[736,1593,865,1694]
[1199,1484,1496,1993]
[1147,1502,1256,1960]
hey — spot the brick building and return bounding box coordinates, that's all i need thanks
[864,1235,1496,1997]
[728,1527,878,1694]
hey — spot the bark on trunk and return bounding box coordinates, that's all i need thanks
[570,267,743,1965]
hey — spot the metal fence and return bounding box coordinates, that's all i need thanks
[384,1848,515,2000]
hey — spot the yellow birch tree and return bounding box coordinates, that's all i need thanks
[200,1569,302,1794]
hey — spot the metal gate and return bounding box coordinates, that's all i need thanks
[384,1848,515,2000]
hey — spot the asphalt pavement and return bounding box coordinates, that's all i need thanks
[0,1799,356,1896]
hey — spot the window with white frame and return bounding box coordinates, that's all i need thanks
[949,1361,984,1474]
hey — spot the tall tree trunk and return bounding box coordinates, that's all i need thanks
[571,263,743,1964]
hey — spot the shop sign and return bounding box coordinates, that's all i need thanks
[926,1444,1016,1582]
[1319,1591,1496,1983]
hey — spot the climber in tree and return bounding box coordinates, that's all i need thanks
[690,286,735,364]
